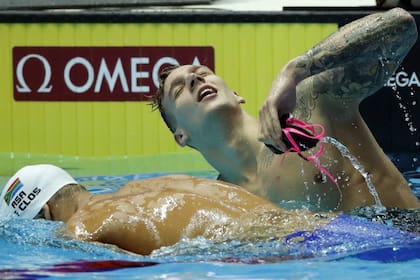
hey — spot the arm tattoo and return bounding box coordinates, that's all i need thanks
[306,8,416,78]
[292,8,417,120]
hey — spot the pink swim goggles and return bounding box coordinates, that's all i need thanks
[265,114,337,185]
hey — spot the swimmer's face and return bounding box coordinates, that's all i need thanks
[34,184,82,222]
[34,200,74,222]
[161,65,244,146]
[34,204,52,220]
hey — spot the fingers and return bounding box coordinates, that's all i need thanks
[258,98,287,152]
[258,72,298,152]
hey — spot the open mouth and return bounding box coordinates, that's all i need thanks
[197,85,218,102]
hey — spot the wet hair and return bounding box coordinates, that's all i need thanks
[49,183,87,204]
[35,183,86,220]
[150,65,180,133]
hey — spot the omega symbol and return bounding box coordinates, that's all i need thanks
[16,54,53,93]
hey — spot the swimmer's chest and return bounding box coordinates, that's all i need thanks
[255,152,333,202]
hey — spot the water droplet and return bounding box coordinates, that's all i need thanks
[323,136,384,208]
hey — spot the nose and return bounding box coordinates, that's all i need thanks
[187,73,205,91]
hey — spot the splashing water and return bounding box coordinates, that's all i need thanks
[391,66,418,137]
[323,136,385,211]
[393,82,419,168]
[396,91,417,135]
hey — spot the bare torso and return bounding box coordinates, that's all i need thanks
[65,175,331,255]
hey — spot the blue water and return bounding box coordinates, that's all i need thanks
[0,170,419,279]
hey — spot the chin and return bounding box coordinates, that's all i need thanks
[203,101,242,122]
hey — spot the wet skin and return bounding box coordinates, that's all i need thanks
[65,175,331,255]
[160,8,420,211]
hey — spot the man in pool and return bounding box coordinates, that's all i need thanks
[152,8,420,211]
[0,164,417,256]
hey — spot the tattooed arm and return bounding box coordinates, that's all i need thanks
[258,8,417,150]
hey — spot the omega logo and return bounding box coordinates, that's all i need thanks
[13,47,214,101]
[384,71,420,88]
[16,54,53,93]
[15,54,202,94]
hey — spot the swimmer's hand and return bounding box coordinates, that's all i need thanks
[258,56,309,152]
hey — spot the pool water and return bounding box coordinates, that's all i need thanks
[0,170,419,279]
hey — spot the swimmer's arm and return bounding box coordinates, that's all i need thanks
[258,8,417,148]
[296,7,417,99]
[67,211,160,255]
[291,7,416,97]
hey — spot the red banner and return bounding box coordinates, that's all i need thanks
[13,46,214,101]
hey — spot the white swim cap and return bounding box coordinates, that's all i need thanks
[0,164,77,220]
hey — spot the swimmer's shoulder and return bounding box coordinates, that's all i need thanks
[122,174,240,191]
[118,174,196,193]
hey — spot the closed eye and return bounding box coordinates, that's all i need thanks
[197,71,210,77]
[35,207,45,219]
[174,85,184,98]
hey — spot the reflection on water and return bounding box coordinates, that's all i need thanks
[0,171,418,280]
[1,211,418,264]
[350,206,420,233]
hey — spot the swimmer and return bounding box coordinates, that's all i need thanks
[0,164,417,256]
[152,8,420,211]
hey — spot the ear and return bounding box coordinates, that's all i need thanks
[234,91,245,104]
[174,127,189,147]
[42,204,52,220]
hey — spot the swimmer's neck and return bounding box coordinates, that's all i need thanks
[76,191,94,210]
[199,111,263,183]
[66,190,94,223]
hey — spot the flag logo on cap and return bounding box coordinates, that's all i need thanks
[4,177,24,205]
